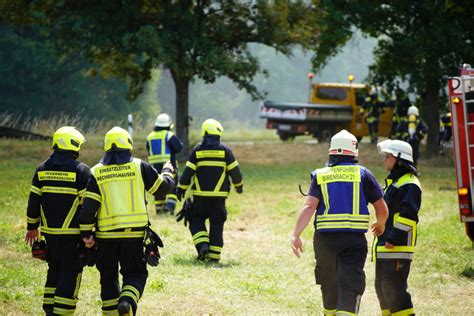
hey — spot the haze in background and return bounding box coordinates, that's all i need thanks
[157,33,376,128]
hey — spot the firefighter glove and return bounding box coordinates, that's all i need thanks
[144,226,164,267]
[176,198,193,227]
[177,187,185,201]
[32,240,48,261]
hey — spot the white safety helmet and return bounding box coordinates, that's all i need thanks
[377,139,414,163]
[328,130,358,157]
[407,105,419,116]
[155,113,172,128]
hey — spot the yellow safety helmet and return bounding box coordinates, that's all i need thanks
[52,126,86,152]
[201,119,223,137]
[104,126,133,152]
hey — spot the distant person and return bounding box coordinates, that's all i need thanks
[25,126,90,315]
[79,126,174,315]
[177,119,243,262]
[394,106,428,166]
[291,130,388,315]
[362,87,386,143]
[146,113,183,215]
[439,112,452,154]
[375,139,422,316]
[389,87,411,139]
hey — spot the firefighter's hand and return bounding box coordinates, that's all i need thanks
[371,221,385,236]
[25,229,39,247]
[162,161,174,174]
[83,236,95,248]
[291,235,303,258]
[384,242,394,249]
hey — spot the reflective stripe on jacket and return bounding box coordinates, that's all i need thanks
[90,158,148,231]
[374,173,421,260]
[314,165,370,233]
[147,130,171,163]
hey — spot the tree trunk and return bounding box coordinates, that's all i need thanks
[172,72,191,162]
[423,77,440,157]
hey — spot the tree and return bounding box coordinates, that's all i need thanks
[313,0,474,156]
[19,0,322,157]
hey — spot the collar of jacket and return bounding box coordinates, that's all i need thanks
[45,150,77,165]
[100,150,133,165]
[387,164,414,181]
[201,135,220,146]
[326,155,358,167]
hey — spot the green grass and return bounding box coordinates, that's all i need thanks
[0,137,473,315]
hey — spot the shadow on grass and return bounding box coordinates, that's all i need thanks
[171,256,241,268]
[461,266,474,279]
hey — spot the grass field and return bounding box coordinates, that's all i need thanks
[0,135,473,315]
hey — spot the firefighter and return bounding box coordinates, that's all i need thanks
[79,126,174,315]
[362,87,386,143]
[439,112,452,154]
[389,87,411,139]
[177,119,243,262]
[25,126,90,315]
[374,139,422,316]
[291,130,388,315]
[394,106,428,166]
[146,113,183,215]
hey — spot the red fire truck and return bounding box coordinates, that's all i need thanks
[448,63,474,242]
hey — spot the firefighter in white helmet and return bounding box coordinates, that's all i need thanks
[374,139,422,316]
[25,126,90,315]
[146,113,183,215]
[291,129,388,315]
[80,126,175,315]
[394,105,428,166]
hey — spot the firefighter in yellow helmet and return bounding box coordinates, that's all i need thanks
[25,126,90,315]
[146,113,183,215]
[375,139,422,315]
[291,130,388,315]
[177,119,243,262]
[79,126,174,315]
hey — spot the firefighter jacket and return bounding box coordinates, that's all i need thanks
[26,151,91,235]
[373,167,421,260]
[362,96,385,119]
[146,128,183,167]
[79,150,174,239]
[309,160,384,233]
[178,135,243,198]
[395,116,428,142]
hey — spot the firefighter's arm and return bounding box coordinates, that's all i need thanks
[26,170,42,232]
[291,195,319,258]
[142,161,175,198]
[79,176,101,246]
[226,148,243,193]
[169,134,183,154]
[371,198,388,236]
[176,150,197,200]
[386,184,421,245]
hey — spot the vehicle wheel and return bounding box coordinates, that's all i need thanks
[318,129,333,143]
[278,132,295,142]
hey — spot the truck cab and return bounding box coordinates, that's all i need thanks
[259,79,393,142]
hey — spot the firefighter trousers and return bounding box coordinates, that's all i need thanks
[313,231,367,315]
[96,238,148,315]
[189,197,227,261]
[152,162,178,213]
[375,259,414,315]
[43,235,83,315]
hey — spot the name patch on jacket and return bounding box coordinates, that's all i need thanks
[316,166,361,184]
[95,164,137,184]
[38,171,76,182]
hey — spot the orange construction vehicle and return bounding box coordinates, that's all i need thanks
[448,63,474,242]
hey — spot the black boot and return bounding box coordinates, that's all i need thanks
[118,300,131,315]
[197,244,209,261]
